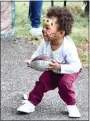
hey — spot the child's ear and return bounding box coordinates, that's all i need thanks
[60,30,65,36]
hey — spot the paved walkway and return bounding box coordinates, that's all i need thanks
[1,37,89,120]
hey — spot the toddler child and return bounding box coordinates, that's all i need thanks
[17,6,82,118]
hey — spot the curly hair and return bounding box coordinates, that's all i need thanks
[46,6,74,36]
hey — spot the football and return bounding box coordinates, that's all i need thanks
[30,56,52,71]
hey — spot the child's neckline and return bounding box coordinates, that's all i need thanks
[50,38,64,52]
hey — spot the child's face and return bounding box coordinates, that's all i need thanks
[42,17,64,41]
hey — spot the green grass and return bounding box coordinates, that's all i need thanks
[15,2,31,39]
[15,1,88,42]
[14,1,89,67]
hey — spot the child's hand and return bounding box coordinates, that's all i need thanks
[24,60,32,67]
[46,60,61,71]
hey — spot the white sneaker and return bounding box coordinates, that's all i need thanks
[17,100,35,113]
[66,105,81,118]
[29,27,42,36]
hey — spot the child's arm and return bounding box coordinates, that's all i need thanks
[47,44,82,74]
[25,39,45,66]
[60,45,82,74]
[30,39,45,60]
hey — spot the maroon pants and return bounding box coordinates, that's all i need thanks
[28,69,82,106]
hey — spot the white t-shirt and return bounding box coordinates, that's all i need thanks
[30,36,82,74]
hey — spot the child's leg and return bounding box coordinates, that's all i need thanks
[28,71,58,105]
[58,69,82,118]
[58,71,81,105]
[17,71,58,113]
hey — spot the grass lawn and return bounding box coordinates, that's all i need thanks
[14,1,89,67]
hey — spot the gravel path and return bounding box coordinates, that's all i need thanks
[1,37,89,120]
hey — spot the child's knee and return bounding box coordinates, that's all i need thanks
[59,80,73,90]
